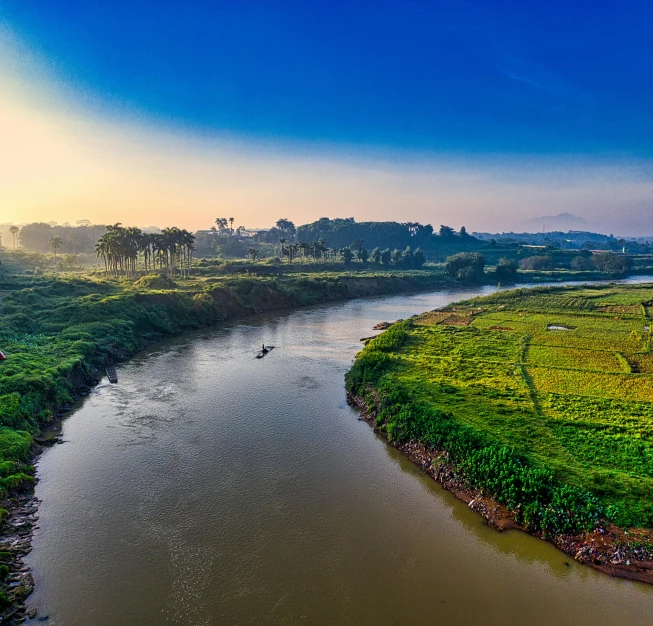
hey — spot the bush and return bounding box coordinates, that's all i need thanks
[134,274,178,289]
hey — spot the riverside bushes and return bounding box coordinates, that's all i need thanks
[347,283,653,533]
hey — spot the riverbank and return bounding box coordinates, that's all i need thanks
[348,392,653,585]
[345,283,653,586]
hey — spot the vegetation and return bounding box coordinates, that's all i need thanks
[347,283,653,534]
[94,224,195,277]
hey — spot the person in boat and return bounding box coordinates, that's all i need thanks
[261,343,268,353]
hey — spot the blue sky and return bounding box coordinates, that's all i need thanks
[1,1,652,232]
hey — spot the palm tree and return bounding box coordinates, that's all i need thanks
[278,237,286,262]
[95,239,109,274]
[180,229,195,276]
[229,217,235,235]
[215,217,228,233]
[10,225,19,249]
[49,235,63,261]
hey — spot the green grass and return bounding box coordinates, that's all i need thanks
[347,283,653,531]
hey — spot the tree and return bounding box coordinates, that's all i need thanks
[229,217,235,235]
[519,256,553,270]
[459,226,468,237]
[18,223,53,252]
[380,248,392,265]
[360,247,369,263]
[413,248,426,268]
[370,247,381,264]
[439,225,455,238]
[215,217,228,233]
[571,255,594,270]
[94,223,193,277]
[445,252,485,283]
[391,248,401,265]
[248,248,259,262]
[401,246,414,268]
[341,247,353,265]
[49,235,63,261]
[495,258,518,281]
[9,226,19,249]
[351,239,364,260]
[592,253,631,275]
[67,231,81,254]
[276,218,296,239]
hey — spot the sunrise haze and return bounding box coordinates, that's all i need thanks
[1,2,652,234]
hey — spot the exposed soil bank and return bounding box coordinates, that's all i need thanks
[348,392,653,586]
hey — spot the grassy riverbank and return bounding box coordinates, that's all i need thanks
[0,268,455,474]
[346,284,653,558]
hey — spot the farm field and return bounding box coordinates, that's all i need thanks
[348,284,653,530]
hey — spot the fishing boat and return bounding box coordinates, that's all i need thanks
[106,366,118,383]
[256,345,275,359]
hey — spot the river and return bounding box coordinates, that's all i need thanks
[25,279,653,625]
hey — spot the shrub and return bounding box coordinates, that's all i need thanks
[134,274,178,289]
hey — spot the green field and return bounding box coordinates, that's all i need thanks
[346,283,653,532]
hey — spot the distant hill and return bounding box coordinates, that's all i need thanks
[518,213,589,233]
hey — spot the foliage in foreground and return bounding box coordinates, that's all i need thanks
[347,284,653,533]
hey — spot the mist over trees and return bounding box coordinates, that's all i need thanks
[17,223,108,254]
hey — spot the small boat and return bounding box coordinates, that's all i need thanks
[256,345,275,359]
[106,366,118,383]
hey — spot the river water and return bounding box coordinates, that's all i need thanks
[26,279,653,625]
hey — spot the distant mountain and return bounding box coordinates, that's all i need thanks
[518,213,589,233]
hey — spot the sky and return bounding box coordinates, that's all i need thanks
[1,0,652,234]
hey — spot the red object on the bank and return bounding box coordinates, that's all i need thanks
[0,351,5,360]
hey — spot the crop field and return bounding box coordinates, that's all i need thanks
[348,284,653,529]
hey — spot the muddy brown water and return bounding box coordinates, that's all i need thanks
[26,279,653,625]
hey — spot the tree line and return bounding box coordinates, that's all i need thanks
[297,217,472,252]
[94,224,195,277]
